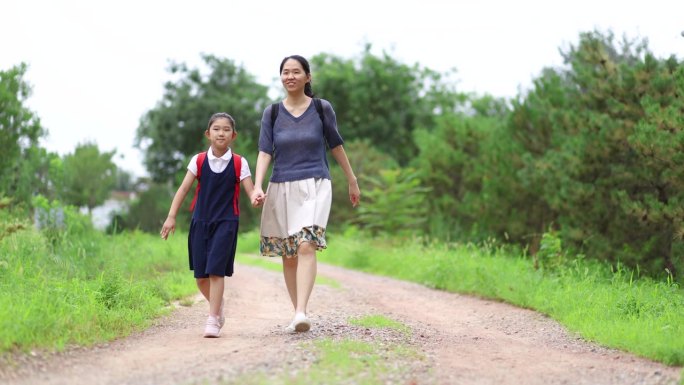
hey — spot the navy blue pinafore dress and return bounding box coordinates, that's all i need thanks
[188,157,240,278]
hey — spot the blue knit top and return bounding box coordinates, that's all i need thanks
[258,98,344,183]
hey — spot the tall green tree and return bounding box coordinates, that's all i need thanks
[410,30,683,276]
[503,31,684,274]
[310,46,465,163]
[60,142,117,214]
[21,147,62,201]
[0,63,46,203]
[114,169,134,192]
[135,54,270,183]
[413,96,513,241]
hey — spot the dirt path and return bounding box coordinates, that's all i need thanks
[1,261,681,385]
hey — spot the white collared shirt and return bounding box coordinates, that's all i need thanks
[187,147,251,180]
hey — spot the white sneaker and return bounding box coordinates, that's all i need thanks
[293,313,311,333]
[204,315,221,338]
[284,321,296,334]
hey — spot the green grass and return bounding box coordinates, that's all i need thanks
[286,230,684,366]
[0,211,197,353]
[225,336,421,385]
[349,315,410,335]
[297,338,418,385]
[4,201,683,371]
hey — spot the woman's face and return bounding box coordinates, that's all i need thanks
[280,59,310,94]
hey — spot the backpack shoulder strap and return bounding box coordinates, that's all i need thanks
[270,103,279,128]
[313,98,325,125]
[189,152,207,211]
[271,100,324,126]
[313,98,329,150]
[231,153,242,216]
[232,153,241,181]
[196,151,207,180]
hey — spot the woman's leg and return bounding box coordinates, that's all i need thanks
[282,256,298,310]
[295,242,317,315]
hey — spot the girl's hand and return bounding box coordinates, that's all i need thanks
[349,180,360,207]
[160,217,176,240]
[251,188,266,208]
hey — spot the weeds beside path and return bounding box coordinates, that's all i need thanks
[1,261,681,385]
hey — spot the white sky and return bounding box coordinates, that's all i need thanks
[2,0,683,177]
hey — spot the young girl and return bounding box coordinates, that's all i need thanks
[160,112,257,338]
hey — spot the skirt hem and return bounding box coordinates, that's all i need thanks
[260,225,327,258]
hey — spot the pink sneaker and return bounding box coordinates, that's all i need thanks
[203,315,221,338]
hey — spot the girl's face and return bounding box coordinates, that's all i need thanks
[205,118,236,151]
[280,59,310,94]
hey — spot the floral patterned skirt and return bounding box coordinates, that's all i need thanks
[259,178,331,258]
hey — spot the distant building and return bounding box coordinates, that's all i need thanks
[81,191,136,230]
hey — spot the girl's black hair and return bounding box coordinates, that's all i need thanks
[280,55,315,97]
[207,112,236,131]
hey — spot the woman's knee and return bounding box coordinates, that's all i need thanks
[297,241,316,256]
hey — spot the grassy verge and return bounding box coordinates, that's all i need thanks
[0,209,196,353]
[349,315,410,335]
[4,203,682,370]
[237,230,684,366]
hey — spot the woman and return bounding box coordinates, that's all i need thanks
[251,55,360,333]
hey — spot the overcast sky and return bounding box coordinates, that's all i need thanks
[2,0,683,177]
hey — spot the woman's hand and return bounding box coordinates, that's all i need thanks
[349,179,360,207]
[251,187,266,208]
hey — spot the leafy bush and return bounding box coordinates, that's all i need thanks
[356,168,430,237]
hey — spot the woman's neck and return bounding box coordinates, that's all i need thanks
[285,92,309,106]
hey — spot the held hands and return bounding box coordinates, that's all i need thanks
[251,188,267,208]
[349,179,361,208]
[160,217,176,240]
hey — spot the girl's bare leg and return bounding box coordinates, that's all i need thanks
[196,278,210,301]
[208,275,224,317]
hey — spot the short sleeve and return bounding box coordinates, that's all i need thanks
[187,154,199,176]
[258,105,274,155]
[321,99,344,149]
[239,156,251,181]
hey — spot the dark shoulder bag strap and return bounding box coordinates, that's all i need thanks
[270,103,279,128]
[272,100,324,127]
[313,98,325,126]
